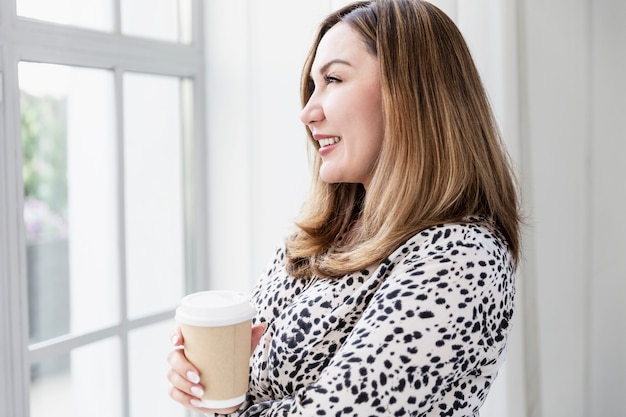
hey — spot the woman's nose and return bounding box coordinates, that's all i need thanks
[300,95,324,125]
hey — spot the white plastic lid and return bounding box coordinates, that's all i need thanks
[175,291,256,327]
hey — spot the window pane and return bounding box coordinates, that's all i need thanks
[123,72,187,319]
[17,0,113,32]
[30,338,122,417]
[121,0,192,43]
[128,320,185,417]
[21,62,120,342]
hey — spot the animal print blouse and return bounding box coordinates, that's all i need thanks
[214,220,515,417]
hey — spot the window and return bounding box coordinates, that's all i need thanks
[0,1,207,416]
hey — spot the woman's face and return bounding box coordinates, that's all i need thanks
[300,22,384,190]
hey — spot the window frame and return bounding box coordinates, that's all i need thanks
[0,1,208,416]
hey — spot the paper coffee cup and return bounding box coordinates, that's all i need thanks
[175,291,256,409]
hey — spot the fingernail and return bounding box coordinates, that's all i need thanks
[171,334,179,345]
[191,386,204,397]
[190,399,203,408]
[187,370,200,384]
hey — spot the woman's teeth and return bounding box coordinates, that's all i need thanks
[319,137,341,147]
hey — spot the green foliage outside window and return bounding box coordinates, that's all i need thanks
[21,92,69,243]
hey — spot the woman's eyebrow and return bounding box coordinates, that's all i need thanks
[314,59,352,76]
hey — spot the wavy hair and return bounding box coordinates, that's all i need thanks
[286,0,521,278]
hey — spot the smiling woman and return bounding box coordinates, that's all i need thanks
[167,1,522,416]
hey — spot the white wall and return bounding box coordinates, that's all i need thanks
[588,0,626,415]
[522,0,626,416]
[204,1,626,416]
[522,1,591,415]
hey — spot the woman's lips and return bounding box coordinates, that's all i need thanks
[319,137,341,156]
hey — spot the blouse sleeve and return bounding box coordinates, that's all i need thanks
[238,229,515,417]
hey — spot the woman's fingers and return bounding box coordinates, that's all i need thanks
[167,365,204,397]
[167,348,202,389]
[167,368,242,415]
[167,349,213,412]
[169,327,183,346]
[250,323,267,354]
[168,382,241,415]
[168,327,199,385]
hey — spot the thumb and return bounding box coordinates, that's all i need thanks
[250,323,267,354]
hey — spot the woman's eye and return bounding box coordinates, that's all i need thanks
[324,75,341,84]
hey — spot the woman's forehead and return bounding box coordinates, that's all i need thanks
[312,23,371,73]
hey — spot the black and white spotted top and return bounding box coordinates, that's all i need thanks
[221,220,515,417]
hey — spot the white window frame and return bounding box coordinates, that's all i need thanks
[0,1,208,416]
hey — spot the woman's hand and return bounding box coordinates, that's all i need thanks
[167,324,266,415]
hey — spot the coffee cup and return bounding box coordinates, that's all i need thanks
[175,290,256,409]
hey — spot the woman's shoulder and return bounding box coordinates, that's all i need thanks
[394,217,512,270]
[411,217,504,246]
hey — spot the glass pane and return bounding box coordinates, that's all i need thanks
[30,338,122,417]
[17,0,113,32]
[121,0,192,43]
[123,72,187,319]
[128,320,185,417]
[21,62,120,342]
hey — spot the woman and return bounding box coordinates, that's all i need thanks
[168,1,521,416]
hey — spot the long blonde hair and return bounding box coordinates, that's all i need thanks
[286,0,521,278]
